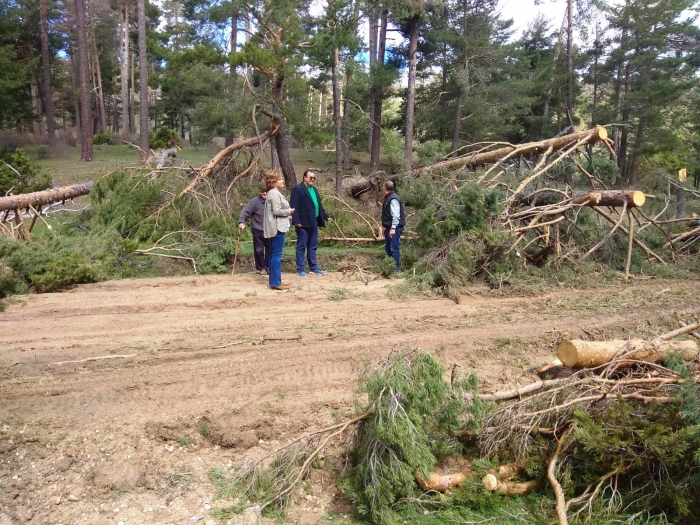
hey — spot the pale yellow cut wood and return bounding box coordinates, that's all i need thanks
[557,339,698,369]
[482,474,542,495]
[416,471,467,492]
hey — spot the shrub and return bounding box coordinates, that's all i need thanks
[149,126,180,149]
[0,148,52,195]
[92,129,112,145]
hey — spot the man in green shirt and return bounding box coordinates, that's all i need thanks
[290,170,331,276]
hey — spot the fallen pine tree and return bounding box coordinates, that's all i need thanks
[209,321,700,525]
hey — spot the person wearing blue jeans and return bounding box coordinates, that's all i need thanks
[290,170,331,277]
[381,180,405,273]
[263,171,295,290]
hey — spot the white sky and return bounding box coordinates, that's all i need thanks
[497,0,569,38]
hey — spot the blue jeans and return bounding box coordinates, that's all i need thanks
[384,226,403,272]
[268,231,286,287]
[295,226,319,272]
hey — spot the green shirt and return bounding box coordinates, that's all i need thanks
[308,185,320,217]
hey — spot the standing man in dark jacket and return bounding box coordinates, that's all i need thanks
[290,169,330,276]
[382,180,405,273]
[238,183,271,274]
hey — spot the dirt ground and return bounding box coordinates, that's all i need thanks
[0,271,698,525]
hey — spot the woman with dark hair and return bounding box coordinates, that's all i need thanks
[263,171,294,290]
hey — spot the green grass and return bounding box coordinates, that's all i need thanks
[31,142,389,187]
[177,436,193,447]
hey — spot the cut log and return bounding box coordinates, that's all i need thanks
[516,189,645,208]
[557,338,698,369]
[488,461,525,481]
[482,474,542,495]
[416,126,608,174]
[416,471,467,492]
[0,183,93,213]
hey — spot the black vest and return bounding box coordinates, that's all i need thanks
[382,192,406,228]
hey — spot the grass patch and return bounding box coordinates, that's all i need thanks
[177,436,193,447]
[328,287,352,301]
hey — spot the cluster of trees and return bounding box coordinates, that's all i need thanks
[1,0,699,187]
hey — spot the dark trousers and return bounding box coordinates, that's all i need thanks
[251,227,271,272]
[268,231,286,287]
[295,226,319,272]
[384,226,403,272]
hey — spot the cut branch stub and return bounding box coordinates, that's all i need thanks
[0,183,93,213]
[416,126,608,174]
[557,338,698,369]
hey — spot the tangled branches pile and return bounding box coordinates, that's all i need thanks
[479,353,700,523]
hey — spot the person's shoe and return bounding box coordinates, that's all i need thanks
[297,271,308,277]
[271,284,289,290]
[310,269,325,275]
[256,270,265,275]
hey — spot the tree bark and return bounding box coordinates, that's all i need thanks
[0,183,93,212]
[418,126,608,174]
[74,0,93,161]
[566,0,574,128]
[332,44,343,195]
[137,0,149,161]
[369,10,387,174]
[404,15,418,172]
[31,78,43,137]
[341,60,353,170]
[39,0,57,155]
[557,339,698,369]
[367,15,377,153]
[517,189,645,208]
[121,0,130,138]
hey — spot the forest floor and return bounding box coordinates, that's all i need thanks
[1,270,699,525]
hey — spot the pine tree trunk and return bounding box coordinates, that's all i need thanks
[69,44,81,138]
[75,0,93,161]
[367,15,378,153]
[369,10,387,174]
[566,0,574,127]
[130,53,136,134]
[341,60,353,170]
[88,3,107,132]
[270,78,284,172]
[137,0,149,161]
[31,78,42,137]
[618,62,631,182]
[332,45,343,195]
[39,0,56,155]
[404,16,418,173]
[121,1,130,138]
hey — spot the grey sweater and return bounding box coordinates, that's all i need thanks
[263,188,291,238]
[238,195,266,231]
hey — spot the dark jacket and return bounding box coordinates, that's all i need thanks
[290,182,329,228]
[382,191,406,228]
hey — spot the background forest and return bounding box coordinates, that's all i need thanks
[1,0,700,184]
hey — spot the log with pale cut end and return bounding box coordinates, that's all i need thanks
[416,471,467,492]
[0,183,93,213]
[557,338,698,369]
[482,474,543,495]
[416,126,608,174]
[517,189,645,208]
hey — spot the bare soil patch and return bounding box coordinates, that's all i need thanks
[0,272,698,524]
